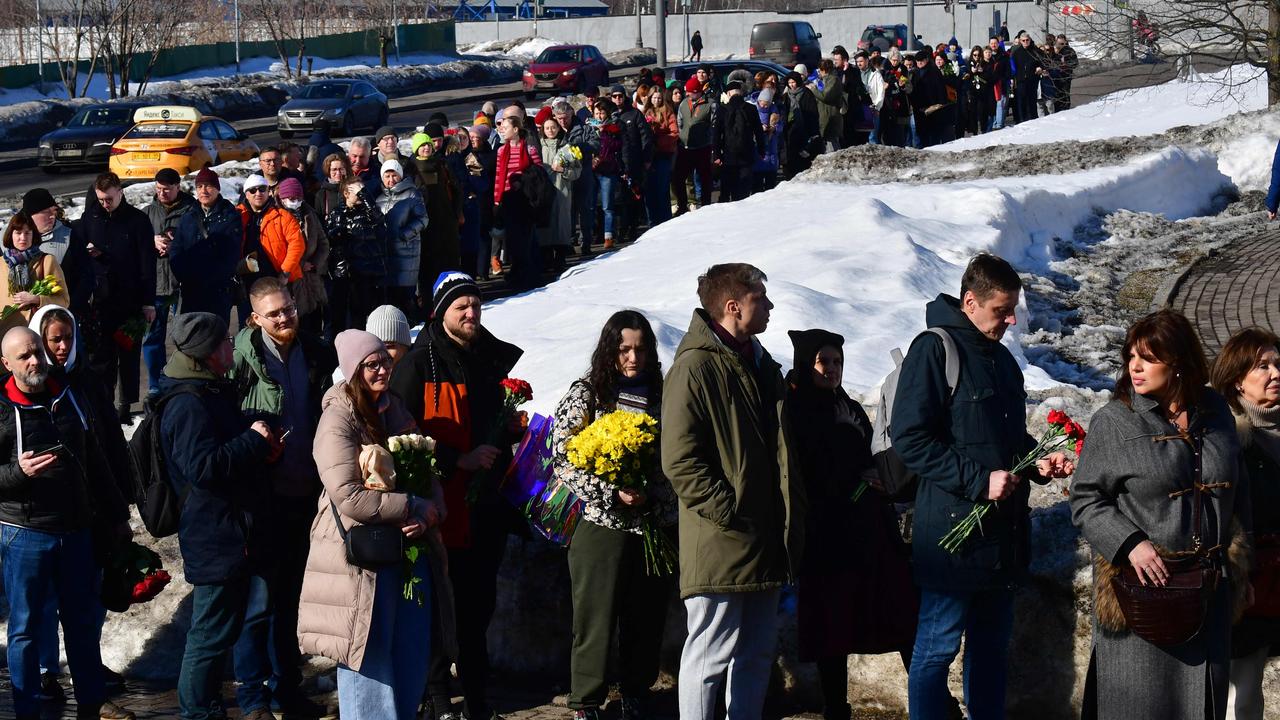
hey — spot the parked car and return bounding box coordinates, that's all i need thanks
[857,24,927,54]
[523,44,610,99]
[37,103,147,173]
[109,106,259,181]
[277,79,389,138]
[748,21,822,70]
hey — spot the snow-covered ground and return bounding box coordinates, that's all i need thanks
[460,35,563,59]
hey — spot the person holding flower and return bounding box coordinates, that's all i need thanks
[299,329,443,719]
[890,253,1073,719]
[552,310,677,720]
[1071,309,1248,720]
[785,329,918,720]
[539,114,581,272]
[1210,327,1280,719]
[0,212,69,334]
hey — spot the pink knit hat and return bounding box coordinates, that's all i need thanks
[335,329,386,383]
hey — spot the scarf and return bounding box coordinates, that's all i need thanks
[3,247,44,292]
[1243,397,1280,465]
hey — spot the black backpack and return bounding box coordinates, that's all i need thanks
[129,384,199,538]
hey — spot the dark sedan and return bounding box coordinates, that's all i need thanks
[277,79,389,138]
[38,103,146,172]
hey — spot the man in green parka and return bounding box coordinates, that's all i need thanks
[661,263,806,720]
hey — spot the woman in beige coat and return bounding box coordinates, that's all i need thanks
[1,211,69,335]
[298,329,444,719]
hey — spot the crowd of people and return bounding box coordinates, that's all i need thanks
[0,47,1273,720]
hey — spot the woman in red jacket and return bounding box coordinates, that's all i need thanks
[644,86,678,228]
[492,105,543,290]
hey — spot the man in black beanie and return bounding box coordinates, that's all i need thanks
[21,188,94,315]
[393,271,524,720]
[161,312,279,720]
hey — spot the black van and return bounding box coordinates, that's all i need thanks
[748,21,822,69]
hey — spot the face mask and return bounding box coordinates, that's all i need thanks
[282,198,303,211]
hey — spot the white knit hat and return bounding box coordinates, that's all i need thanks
[365,304,411,347]
[793,63,808,76]
[380,159,404,178]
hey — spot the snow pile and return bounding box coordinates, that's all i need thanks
[483,145,1227,416]
[461,35,564,59]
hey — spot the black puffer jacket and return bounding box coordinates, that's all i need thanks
[73,192,156,326]
[0,372,129,533]
[615,102,655,180]
[324,199,387,281]
[716,94,765,167]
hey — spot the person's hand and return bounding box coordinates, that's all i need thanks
[1128,539,1168,587]
[302,261,315,272]
[13,292,38,309]
[142,306,156,324]
[458,445,500,472]
[618,488,647,507]
[415,497,442,528]
[86,243,102,258]
[401,517,427,539]
[861,467,884,492]
[552,161,563,173]
[154,234,169,256]
[1270,210,1277,221]
[508,410,527,435]
[457,213,465,227]
[1036,451,1075,478]
[18,450,58,478]
[250,421,273,440]
[987,469,1019,501]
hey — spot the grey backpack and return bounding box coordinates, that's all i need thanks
[869,327,960,500]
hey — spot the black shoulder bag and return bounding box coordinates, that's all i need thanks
[329,500,403,570]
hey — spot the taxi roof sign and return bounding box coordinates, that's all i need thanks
[133,106,201,123]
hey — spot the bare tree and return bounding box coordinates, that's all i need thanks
[42,0,101,97]
[84,0,186,97]
[1075,0,1277,105]
[242,0,309,77]
[355,0,402,67]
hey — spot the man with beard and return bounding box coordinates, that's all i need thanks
[0,326,135,720]
[231,278,335,718]
[143,168,198,399]
[170,167,243,323]
[392,271,524,720]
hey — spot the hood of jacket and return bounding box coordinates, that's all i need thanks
[924,293,998,348]
[28,304,78,372]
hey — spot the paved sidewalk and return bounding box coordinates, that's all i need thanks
[1168,227,1280,355]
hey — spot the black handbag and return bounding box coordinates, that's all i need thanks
[329,500,402,570]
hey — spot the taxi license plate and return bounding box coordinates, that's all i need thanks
[54,149,82,157]
[134,152,160,161]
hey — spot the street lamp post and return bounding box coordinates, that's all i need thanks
[234,0,241,75]
[655,0,666,64]
[635,0,642,49]
[35,0,42,83]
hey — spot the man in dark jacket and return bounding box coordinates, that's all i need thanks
[0,326,135,720]
[76,172,156,422]
[1010,33,1043,124]
[782,71,820,178]
[231,278,334,717]
[23,188,94,316]
[143,168,197,399]
[715,81,765,203]
[170,167,243,324]
[392,272,523,720]
[662,263,805,720]
[1053,36,1079,109]
[162,312,276,720]
[554,101,600,255]
[834,46,871,148]
[890,253,1073,720]
[909,49,948,148]
[606,84,655,241]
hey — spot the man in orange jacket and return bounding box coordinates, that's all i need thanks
[236,175,305,321]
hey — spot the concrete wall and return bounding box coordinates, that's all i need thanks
[456,3,1097,62]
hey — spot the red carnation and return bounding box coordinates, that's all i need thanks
[1047,409,1067,426]
[501,378,533,403]
[1064,420,1086,441]
[113,329,135,352]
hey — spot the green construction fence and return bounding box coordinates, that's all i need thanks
[0,20,455,90]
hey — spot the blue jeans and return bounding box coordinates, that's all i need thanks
[597,174,619,239]
[908,587,1015,720]
[1,526,106,716]
[141,294,177,396]
[869,110,882,145]
[645,154,674,228]
[39,578,108,675]
[572,166,596,249]
[178,574,273,719]
[990,97,1007,130]
[338,557,432,720]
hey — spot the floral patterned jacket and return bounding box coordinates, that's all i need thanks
[551,379,678,533]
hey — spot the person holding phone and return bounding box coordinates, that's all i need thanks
[0,326,135,720]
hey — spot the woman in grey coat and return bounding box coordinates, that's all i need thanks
[1071,310,1249,720]
[538,115,580,273]
[374,159,427,317]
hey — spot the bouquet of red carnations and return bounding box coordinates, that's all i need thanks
[101,541,172,612]
[938,409,1086,554]
[466,378,533,505]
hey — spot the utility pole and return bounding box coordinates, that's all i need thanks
[393,0,401,62]
[234,0,241,75]
[655,0,666,64]
[906,0,915,54]
[35,0,42,83]
[683,0,689,60]
[635,0,642,49]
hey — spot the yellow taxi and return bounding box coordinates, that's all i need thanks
[108,106,259,180]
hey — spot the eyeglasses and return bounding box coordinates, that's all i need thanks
[610,93,625,98]
[259,304,297,322]
[360,357,394,373]
[260,157,281,164]
[245,187,268,194]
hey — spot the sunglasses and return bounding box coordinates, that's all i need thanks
[245,187,268,194]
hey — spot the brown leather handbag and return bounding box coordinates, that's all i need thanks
[1109,428,1221,647]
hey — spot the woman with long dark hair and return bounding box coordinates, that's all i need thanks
[1071,310,1248,720]
[553,310,677,720]
[299,330,444,719]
